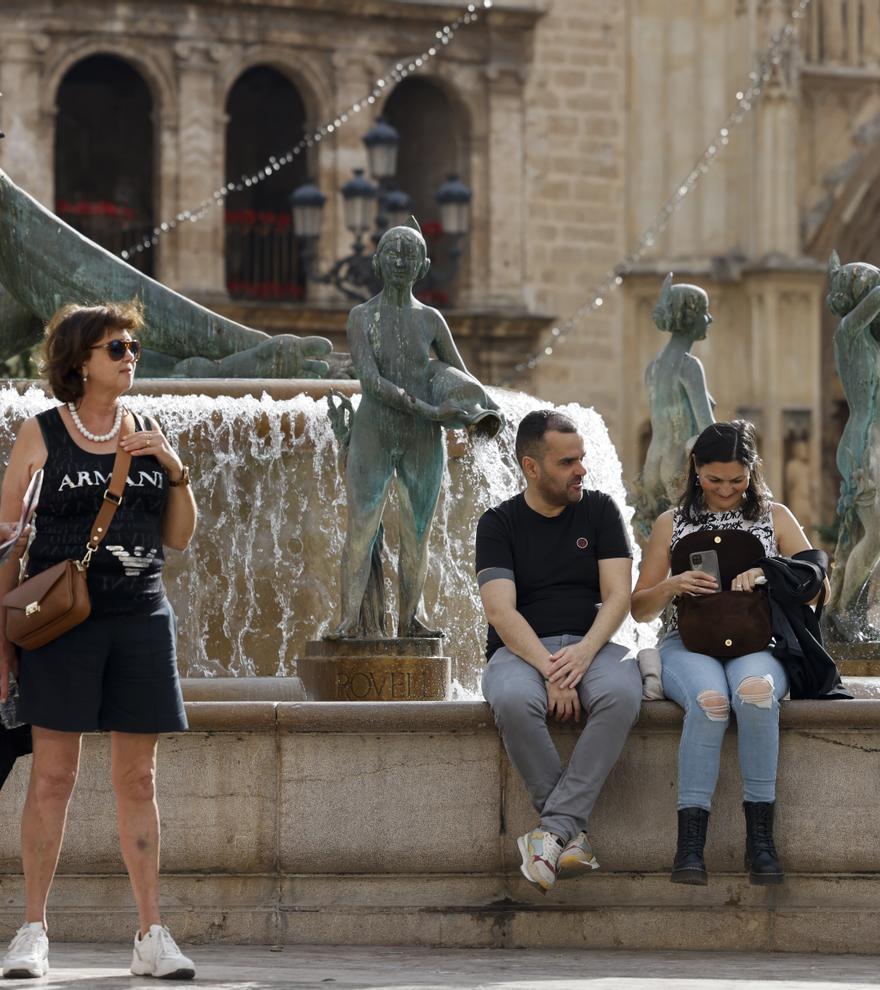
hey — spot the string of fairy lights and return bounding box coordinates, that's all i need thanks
[501,0,813,385]
[119,0,493,262]
[114,0,813,385]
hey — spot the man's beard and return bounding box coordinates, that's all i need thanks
[539,477,583,507]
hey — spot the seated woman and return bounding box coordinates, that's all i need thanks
[631,421,823,886]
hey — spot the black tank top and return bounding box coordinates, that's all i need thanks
[27,407,168,615]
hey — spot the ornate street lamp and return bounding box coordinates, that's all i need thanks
[290,179,326,239]
[362,117,400,180]
[385,188,414,230]
[340,169,377,235]
[290,118,471,303]
[436,174,471,236]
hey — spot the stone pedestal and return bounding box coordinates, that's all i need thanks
[299,639,450,701]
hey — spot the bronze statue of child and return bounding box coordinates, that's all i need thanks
[329,219,501,639]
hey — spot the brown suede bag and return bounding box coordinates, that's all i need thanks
[671,529,772,659]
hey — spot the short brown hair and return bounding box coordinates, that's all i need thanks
[41,300,144,403]
[514,409,578,470]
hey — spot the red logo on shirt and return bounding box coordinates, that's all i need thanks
[576,537,589,549]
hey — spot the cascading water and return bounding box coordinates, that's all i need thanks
[0,384,655,695]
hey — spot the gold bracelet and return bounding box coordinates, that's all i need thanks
[168,465,191,487]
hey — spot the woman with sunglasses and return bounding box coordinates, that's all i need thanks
[0,301,197,980]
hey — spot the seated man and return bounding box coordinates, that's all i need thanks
[476,410,642,892]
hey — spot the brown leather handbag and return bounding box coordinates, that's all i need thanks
[671,529,772,659]
[3,442,131,651]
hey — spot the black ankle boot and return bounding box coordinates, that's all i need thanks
[671,807,709,885]
[743,801,784,885]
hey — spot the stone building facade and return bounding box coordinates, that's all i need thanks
[0,0,874,532]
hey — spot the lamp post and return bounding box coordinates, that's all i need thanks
[291,117,471,303]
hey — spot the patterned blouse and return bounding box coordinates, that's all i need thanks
[665,505,778,634]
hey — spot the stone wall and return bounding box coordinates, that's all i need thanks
[1,699,879,951]
[527,0,627,437]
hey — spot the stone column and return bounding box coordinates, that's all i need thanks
[482,63,527,308]
[753,82,800,258]
[153,72,181,289]
[745,280,783,495]
[752,2,800,258]
[0,34,53,208]
[743,270,825,512]
[172,42,226,297]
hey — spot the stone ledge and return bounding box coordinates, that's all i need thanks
[4,379,360,401]
[182,698,880,733]
[2,874,880,952]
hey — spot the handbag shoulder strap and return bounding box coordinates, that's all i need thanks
[82,416,133,565]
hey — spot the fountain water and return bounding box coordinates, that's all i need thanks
[0,382,653,696]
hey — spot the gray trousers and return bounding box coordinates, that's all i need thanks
[481,635,642,842]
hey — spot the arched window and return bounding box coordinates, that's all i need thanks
[225,66,307,302]
[54,55,155,276]
[383,78,469,306]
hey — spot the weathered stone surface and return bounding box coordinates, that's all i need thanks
[3,698,880,950]
[181,676,306,702]
[278,730,500,874]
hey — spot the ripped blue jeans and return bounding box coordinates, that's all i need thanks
[660,632,789,810]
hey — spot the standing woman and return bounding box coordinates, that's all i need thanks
[631,421,823,887]
[0,301,197,980]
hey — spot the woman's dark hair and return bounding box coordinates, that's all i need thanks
[41,300,144,403]
[678,420,771,522]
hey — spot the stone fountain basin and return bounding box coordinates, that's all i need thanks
[2,692,880,952]
[0,376,646,693]
[180,676,306,701]
[176,675,880,702]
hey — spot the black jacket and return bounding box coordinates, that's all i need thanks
[758,550,852,700]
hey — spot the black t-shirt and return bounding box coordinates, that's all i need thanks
[475,490,632,660]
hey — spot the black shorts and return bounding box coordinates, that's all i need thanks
[17,597,188,734]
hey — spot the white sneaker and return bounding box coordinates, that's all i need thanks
[130,925,195,980]
[557,831,600,879]
[2,922,49,978]
[516,828,564,892]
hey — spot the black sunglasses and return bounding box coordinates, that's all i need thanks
[91,339,141,361]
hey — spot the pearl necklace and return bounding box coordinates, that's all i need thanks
[67,402,124,443]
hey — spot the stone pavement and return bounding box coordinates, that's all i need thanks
[29,944,880,989]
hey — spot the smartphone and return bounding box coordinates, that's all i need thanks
[689,549,721,591]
